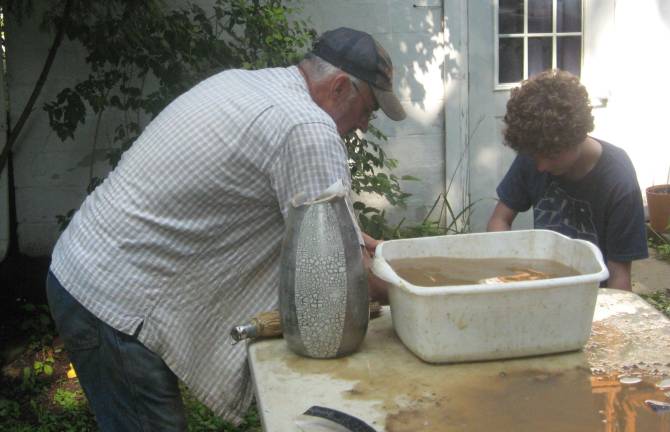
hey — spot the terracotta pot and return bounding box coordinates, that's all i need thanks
[646,184,670,233]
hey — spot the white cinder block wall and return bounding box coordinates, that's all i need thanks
[6,8,118,256]
[4,0,448,256]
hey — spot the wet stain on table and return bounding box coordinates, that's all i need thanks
[252,291,670,431]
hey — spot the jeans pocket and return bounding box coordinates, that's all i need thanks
[46,272,100,351]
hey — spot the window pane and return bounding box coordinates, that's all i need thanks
[557,36,581,76]
[557,0,582,32]
[528,0,553,33]
[499,37,524,83]
[499,0,524,34]
[528,37,552,77]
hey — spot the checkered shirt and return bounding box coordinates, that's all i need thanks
[50,66,359,423]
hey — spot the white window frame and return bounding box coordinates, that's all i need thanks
[494,0,584,90]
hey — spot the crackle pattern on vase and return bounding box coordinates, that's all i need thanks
[294,204,347,358]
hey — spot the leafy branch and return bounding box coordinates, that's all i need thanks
[0,0,73,177]
[30,0,411,233]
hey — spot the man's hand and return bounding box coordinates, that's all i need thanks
[362,232,380,255]
[361,233,389,305]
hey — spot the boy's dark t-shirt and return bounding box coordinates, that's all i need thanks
[496,139,648,263]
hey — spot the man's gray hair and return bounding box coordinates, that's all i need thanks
[301,53,362,88]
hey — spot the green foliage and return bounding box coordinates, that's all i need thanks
[20,347,55,393]
[32,356,55,378]
[0,390,96,431]
[38,0,413,234]
[410,193,480,236]
[181,383,261,431]
[29,397,97,432]
[353,118,488,240]
[182,384,226,431]
[654,242,670,261]
[19,304,55,347]
[376,192,481,240]
[0,0,35,24]
[640,290,670,318]
[3,303,263,432]
[642,226,670,318]
[41,0,314,228]
[346,125,415,207]
[346,124,416,238]
[43,0,313,143]
[53,388,85,411]
[0,398,21,421]
[647,224,670,261]
[78,1,307,81]
[44,0,312,157]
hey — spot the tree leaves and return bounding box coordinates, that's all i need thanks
[43,88,85,141]
[42,0,314,143]
[35,0,413,235]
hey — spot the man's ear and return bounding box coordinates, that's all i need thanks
[330,74,351,100]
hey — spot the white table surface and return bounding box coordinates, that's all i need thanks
[248,289,670,431]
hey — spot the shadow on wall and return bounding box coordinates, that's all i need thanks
[395,5,446,112]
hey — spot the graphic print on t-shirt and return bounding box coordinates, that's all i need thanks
[534,181,598,244]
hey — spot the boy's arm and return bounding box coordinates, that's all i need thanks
[487,201,519,231]
[606,260,632,291]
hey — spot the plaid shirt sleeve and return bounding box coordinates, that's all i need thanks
[268,121,363,244]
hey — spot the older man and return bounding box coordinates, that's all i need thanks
[46,27,405,431]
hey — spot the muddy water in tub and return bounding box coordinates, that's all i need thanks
[387,257,580,286]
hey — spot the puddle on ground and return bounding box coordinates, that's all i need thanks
[262,319,670,432]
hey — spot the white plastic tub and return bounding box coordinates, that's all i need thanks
[372,230,609,363]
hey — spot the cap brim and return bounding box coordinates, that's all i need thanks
[371,87,406,121]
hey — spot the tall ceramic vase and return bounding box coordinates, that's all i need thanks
[279,193,369,359]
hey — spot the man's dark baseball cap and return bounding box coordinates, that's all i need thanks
[311,27,406,121]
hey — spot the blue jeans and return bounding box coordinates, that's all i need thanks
[46,271,187,431]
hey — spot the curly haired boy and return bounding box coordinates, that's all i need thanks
[487,70,647,290]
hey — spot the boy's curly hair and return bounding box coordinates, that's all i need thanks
[503,69,594,156]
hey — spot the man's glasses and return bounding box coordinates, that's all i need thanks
[351,79,377,122]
